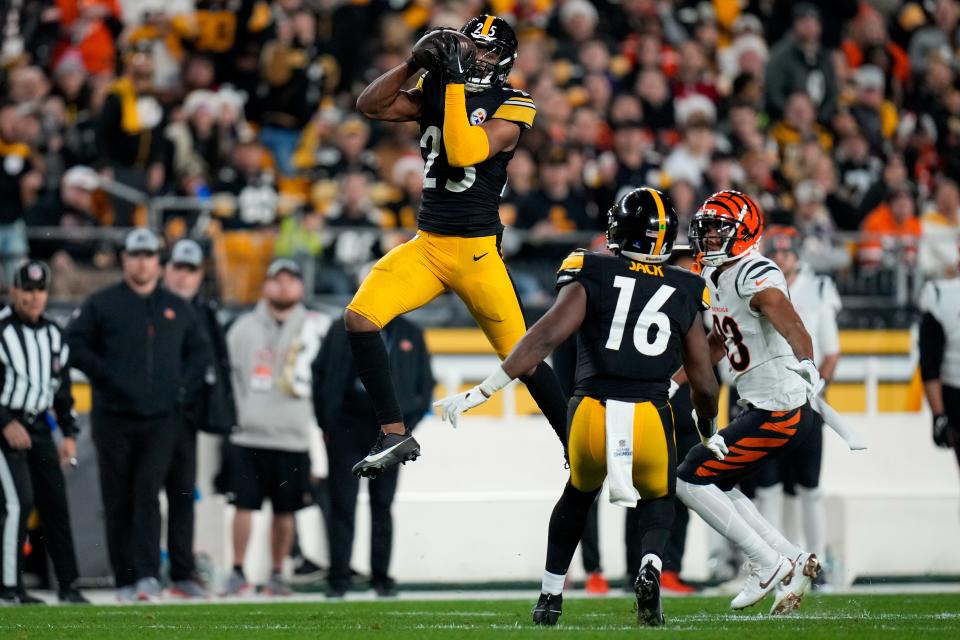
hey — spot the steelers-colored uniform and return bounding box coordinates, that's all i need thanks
[556,250,710,497]
[347,72,537,358]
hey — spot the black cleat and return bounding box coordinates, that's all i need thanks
[352,430,420,478]
[532,592,562,625]
[634,563,665,627]
[58,588,90,604]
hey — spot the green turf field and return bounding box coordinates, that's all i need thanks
[1,593,959,639]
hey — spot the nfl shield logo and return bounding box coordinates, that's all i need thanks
[470,108,487,125]
[618,439,626,448]
[27,264,43,280]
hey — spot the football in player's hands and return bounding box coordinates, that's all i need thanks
[411,28,447,71]
[411,28,476,73]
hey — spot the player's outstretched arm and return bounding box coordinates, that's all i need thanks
[752,287,823,397]
[501,282,587,378]
[681,318,720,441]
[356,60,424,122]
[433,283,586,427]
[751,288,814,363]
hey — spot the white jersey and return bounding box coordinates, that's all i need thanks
[788,264,841,365]
[703,254,808,411]
[919,278,960,388]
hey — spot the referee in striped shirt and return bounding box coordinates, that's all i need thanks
[0,261,86,605]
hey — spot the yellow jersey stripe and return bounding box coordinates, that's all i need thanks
[481,15,495,35]
[649,188,667,257]
[500,100,537,110]
[505,96,534,103]
[492,104,536,127]
[701,286,711,309]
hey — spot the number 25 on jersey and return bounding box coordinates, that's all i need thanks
[420,125,476,193]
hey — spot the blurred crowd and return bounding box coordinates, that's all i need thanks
[1,0,960,303]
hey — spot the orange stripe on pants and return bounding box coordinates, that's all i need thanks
[737,437,789,449]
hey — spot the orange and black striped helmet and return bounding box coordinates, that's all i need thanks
[688,190,764,267]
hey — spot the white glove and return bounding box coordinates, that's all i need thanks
[701,432,729,461]
[787,358,823,399]
[433,385,490,428]
[668,379,680,399]
[433,367,513,428]
[692,411,727,460]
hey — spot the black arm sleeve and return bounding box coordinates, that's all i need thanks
[919,312,946,382]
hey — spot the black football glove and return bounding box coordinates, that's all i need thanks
[933,414,954,448]
[435,31,475,84]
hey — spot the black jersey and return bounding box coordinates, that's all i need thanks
[557,250,710,402]
[412,72,536,237]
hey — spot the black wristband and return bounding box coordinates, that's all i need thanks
[404,57,419,72]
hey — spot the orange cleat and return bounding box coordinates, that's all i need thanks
[585,571,609,594]
[660,570,696,594]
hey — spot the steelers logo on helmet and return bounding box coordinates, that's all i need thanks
[688,190,764,267]
[460,15,518,94]
[606,187,679,264]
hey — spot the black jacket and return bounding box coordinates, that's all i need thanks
[184,296,236,434]
[313,317,434,430]
[66,281,211,419]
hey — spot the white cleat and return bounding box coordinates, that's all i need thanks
[770,552,820,616]
[730,555,795,610]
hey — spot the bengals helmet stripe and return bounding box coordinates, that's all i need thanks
[650,188,668,257]
[480,15,496,35]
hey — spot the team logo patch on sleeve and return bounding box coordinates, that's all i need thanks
[470,108,488,125]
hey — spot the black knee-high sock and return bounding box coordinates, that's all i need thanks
[545,482,600,575]
[520,363,568,447]
[348,330,403,426]
[633,497,676,567]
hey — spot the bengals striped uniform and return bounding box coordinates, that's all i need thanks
[678,253,821,489]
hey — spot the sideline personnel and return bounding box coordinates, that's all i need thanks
[66,229,210,602]
[161,239,235,598]
[1,262,87,605]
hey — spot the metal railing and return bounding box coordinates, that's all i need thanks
[21,192,958,320]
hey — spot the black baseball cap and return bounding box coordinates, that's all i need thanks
[13,260,50,291]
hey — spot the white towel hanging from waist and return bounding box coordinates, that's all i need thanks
[605,399,640,507]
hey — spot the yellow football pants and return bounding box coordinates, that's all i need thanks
[346,230,527,358]
[567,397,677,498]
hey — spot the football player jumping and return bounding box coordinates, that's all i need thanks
[677,190,825,614]
[436,188,721,627]
[347,16,569,477]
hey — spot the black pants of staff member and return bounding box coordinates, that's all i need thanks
[1,421,82,593]
[164,420,197,583]
[92,411,178,587]
[326,420,404,592]
[25,426,81,590]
